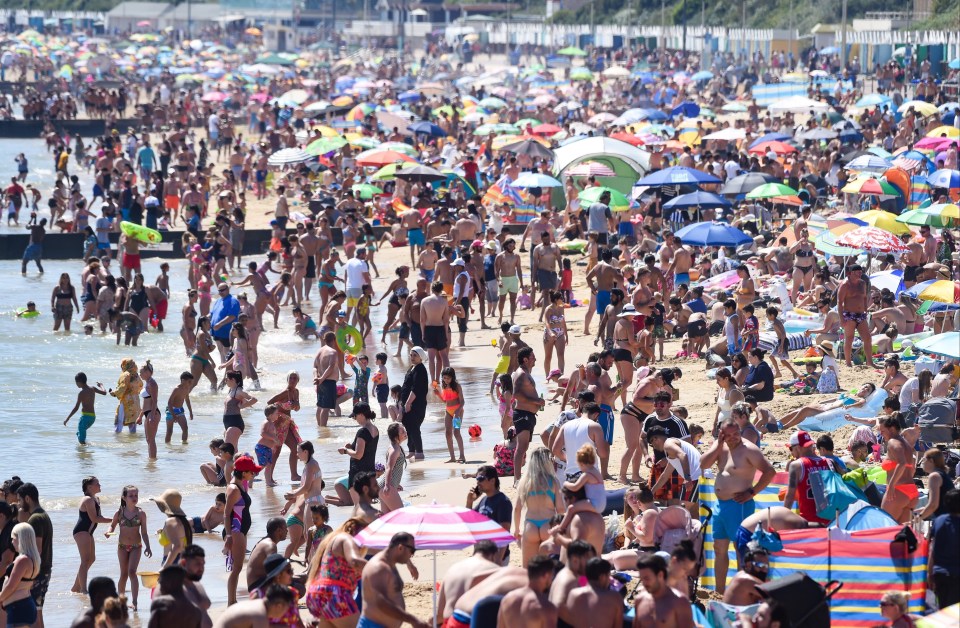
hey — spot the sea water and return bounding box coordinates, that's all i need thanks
[0,257,505,625]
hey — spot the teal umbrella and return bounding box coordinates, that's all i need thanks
[306,136,347,156]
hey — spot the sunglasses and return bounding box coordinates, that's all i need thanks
[401,544,416,554]
[475,475,489,482]
[879,601,896,607]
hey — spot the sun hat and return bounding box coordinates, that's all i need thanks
[150,489,186,517]
[249,553,290,591]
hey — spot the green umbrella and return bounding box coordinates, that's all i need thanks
[814,231,862,256]
[515,118,542,129]
[475,123,518,136]
[745,182,799,199]
[895,207,958,229]
[378,141,418,157]
[306,136,347,156]
[349,137,382,150]
[371,162,411,181]
[721,102,748,113]
[578,186,631,211]
[570,67,594,81]
[557,46,587,56]
[351,183,383,199]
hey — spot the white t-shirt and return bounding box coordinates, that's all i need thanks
[666,438,702,481]
[344,258,369,291]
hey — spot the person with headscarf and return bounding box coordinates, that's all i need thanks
[112,359,142,433]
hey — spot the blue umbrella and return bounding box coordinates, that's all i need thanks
[855,93,892,108]
[674,221,753,246]
[408,121,446,137]
[398,90,421,103]
[663,191,731,210]
[901,279,941,300]
[915,332,960,359]
[511,172,563,188]
[949,58,960,70]
[749,132,792,149]
[671,101,700,118]
[636,166,722,187]
[691,70,714,81]
[643,109,670,121]
[926,168,960,189]
[820,46,840,55]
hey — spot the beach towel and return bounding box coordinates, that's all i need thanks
[758,332,811,353]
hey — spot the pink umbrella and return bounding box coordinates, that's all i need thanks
[915,136,957,150]
[835,226,909,253]
[566,161,616,177]
[355,504,514,626]
[201,91,229,102]
[249,92,269,103]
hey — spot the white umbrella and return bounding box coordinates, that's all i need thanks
[768,96,830,113]
[844,155,891,173]
[588,112,617,125]
[702,128,746,141]
[602,65,630,78]
[267,148,311,166]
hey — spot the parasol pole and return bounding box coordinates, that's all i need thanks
[432,550,438,628]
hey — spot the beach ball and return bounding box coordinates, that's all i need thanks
[345,354,355,365]
[336,384,347,396]
[490,338,497,346]
[372,372,384,384]
[468,424,482,439]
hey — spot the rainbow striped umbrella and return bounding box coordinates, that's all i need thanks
[355,504,514,627]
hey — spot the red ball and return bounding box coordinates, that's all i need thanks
[468,424,482,438]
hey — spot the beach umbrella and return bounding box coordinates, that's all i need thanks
[636,166,721,187]
[370,162,411,181]
[675,221,753,247]
[703,128,747,141]
[474,123,518,136]
[896,206,958,228]
[557,46,587,56]
[748,132,793,149]
[609,132,645,146]
[926,169,960,189]
[531,123,562,136]
[305,135,347,155]
[663,191,731,210]
[748,140,797,155]
[814,230,863,256]
[915,280,960,304]
[691,70,714,81]
[351,183,383,199]
[378,142,417,157]
[393,164,445,183]
[722,102,749,112]
[853,209,911,235]
[914,332,960,359]
[245,27,262,36]
[745,182,799,199]
[855,93,893,108]
[355,149,416,167]
[768,96,830,113]
[578,186,631,211]
[355,504,514,627]
[570,67,594,81]
[565,162,616,177]
[926,125,960,138]
[514,117,542,129]
[797,127,838,141]
[348,136,382,150]
[835,226,909,253]
[869,269,904,294]
[844,155,891,172]
[588,112,617,125]
[479,96,507,109]
[280,88,309,105]
[201,91,229,102]
[408,121,447,138]
[267,148,311,166]
[897,100,939,117]
[512,172,563,188]
[720,172,778,195]
[841,178,900,197]
[671,101,700,118]
[500,138,554,159]
[892,150,935,173]
[602,65,630,78]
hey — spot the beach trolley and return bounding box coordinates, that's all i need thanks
[757,572,843,627]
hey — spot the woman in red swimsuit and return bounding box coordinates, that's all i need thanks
[879,415,918,523]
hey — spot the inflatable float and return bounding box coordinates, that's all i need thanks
[120,221,163,245]
[798,388,889,432]
[16,308,39,318]
[336,325,363,354]
[559,239,588,254]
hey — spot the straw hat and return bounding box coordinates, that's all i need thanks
[150,489,186,517]
[817,340,835,357]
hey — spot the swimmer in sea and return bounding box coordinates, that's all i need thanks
[189,315,218,393]
[64,372,107,445]
[165,371,195,446]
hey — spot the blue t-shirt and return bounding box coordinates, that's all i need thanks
[210,295,240,341]
[930,514,959,577]
[483,253,497,282]
[687,297,707,314]
[137,146,156,170]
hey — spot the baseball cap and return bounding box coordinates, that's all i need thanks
[787,430,813,448]
[453,258,465,267]
[508,324,522,335]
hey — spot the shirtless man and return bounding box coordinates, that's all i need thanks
[549,539,595,622]
[452,567,527,624]
[870,294,907,337]
[120,234,141,282]
[919,225,938,264]
[595,288,625,350]
[666,236,694,290]
[245,519,287,591]
[312,332,339,427]
[512,347,543,484]
[496,556,557,628]
[698,418,776,593]
[437,541,501,625]
[417,246,439,284]
[180,545,212,628]
[145,284,168,332]
[149,566,204,628]
[299,223,320,302]
[722,543,770,606]
[495,238,523,325]
[360,532,428,628]
[454,210,480,247]
[435,247,456,297]
[532,231,561,322]
[592,351,620,477]
[632,554,693,628]
[420,281,451,382]
[563,557,622,628]
[901,238,925,289]
[585,249,621,336]
[837,263,872,367]
[211,584,292,628]
[552,486,605,558]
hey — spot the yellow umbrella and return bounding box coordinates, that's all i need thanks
[897,100,939,117]
[926,126,960,138]
[917,280,959,304]
[678,130,701,146]
[677,118,715,130]
[245,27,262,36]
[332,95,354,107]
[853,209,912,236]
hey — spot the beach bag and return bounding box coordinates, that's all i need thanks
[810,470,866,520]
[917,398,958,444]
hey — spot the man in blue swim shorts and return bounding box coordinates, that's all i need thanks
[699,418,776,594]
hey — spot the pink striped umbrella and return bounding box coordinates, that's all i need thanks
[355,505,514,626]
[835,226,909,253]
[566,161,616,177]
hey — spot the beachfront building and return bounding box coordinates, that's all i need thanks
[105,2,173,33]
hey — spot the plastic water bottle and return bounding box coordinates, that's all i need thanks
[453,415,462,430]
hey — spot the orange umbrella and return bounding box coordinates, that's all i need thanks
[883,166,910,198]
[355,150,416,167]
[610,132,644,146]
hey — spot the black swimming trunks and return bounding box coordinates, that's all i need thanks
[316,379,337,409]
[423,324,448,351]
[613,347,634,362]
[688,319,707,338]
[512,409,537,436]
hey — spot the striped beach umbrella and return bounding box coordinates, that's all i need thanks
[835,226,910,253]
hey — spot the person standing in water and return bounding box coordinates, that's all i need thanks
[104,485,152,611]
[138,361,161,459]
[64,372,107,445]
[70,477,112,593]
[112,359,142,434]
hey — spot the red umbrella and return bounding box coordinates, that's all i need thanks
[531,123,562,136]
[748,140,797,155]
[610,132,644,146]
[835,226,910,253]
[355,150,417,167]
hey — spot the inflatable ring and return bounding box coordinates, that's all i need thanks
[336,325,363,353]
[120,221,163,245]
[16,309,39,318]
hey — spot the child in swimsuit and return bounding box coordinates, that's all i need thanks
[433,367,465,463]
[550,443,606,536]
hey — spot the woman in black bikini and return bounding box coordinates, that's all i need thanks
[222,370,257,451]
[104,485,152,610]
[139,361,161,460]
[189,316,219,392]
[71,477,111,593]
[127,273,150,330]
[51,272,79,332]
[790,230,817,303]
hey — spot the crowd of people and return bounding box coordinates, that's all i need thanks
[1,29,959,628]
